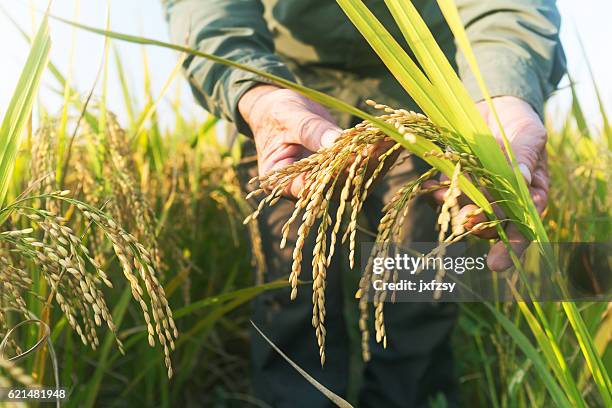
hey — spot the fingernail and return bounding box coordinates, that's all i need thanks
[321,128,342,149]
[518,163,532,185]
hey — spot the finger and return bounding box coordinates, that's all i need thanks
[457,204,499,238]
[364,139,401,180]
[500,108,546,185]
[476,101,490,121]
[457,204,483,228]
[288,171,309,199]
[423,175,450,204]
[259,144,305,176]
[432,188,447,204]
[258,143,311,199]
[529,151,549,209]
[530,166,549,214]
[487,224,530,272]
[290,113,342,152]
[532,150,549,189]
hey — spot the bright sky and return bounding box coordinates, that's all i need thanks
[0,0,610,131]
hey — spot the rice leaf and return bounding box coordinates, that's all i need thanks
[382,0,488,137]
[483,301,572,408]
[0,5,98,132]
[575,30,612,148]
[561,301,612,405]
[435,0,539,238]
[334,0,453,129]
[113,44,136,128]
[251,321,353,408]
[568,74,590,138]
[0,11,51,209]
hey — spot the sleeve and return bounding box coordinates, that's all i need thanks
[162,0,296,135]
[455,0,566,117]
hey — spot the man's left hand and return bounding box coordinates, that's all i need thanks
[430,96,549,271]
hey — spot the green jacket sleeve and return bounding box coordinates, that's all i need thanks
[456,0,566,116]
[162,0,296,134]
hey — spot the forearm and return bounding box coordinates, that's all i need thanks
[163,0,295,134]
[456,0,566,116]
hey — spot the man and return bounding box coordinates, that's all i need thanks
[164,0,565,406]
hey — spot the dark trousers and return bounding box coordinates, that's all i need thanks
[240,139,458,408]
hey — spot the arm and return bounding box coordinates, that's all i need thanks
[162,0,296,135]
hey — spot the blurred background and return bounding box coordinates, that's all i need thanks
[0,0,610,131]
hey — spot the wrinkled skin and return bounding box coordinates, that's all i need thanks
[239,85,342,198]
[239,85,548,271]
[425,96,548,271]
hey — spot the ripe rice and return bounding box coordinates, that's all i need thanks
[245,101,502,362]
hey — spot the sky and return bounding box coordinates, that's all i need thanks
[0,0,610,132]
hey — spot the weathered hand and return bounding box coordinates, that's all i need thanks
[238,85,342,198]
[477,96,549,271]
[430,96,549,271]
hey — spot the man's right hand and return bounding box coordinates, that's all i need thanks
[238,85,342,199]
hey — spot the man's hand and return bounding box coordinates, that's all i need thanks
[477,96,549,271]
[239,85,342,198]
[431,96,549,271]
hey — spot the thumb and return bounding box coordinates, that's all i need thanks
[291,113,342,152]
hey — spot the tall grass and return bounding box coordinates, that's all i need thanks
[0,1,610,407]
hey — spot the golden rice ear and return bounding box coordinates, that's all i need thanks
[0,117,178,379]
[243,104,446,361]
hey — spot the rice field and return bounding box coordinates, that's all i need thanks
[0,1,610,407]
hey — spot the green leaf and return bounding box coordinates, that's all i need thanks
[484,301,572,408]
[251,321,353,407]
[568,74,590,138]
[0,11,51,209]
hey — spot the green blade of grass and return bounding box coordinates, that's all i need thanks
[340,0,533,243]
[98,1,111,138]
[131,49,185,168]
[575,30,612,149]
[135,44,164,171]
[382,0,490,138]
[579,304,612,389]
[568,74,591,138]
[0,11,51,209]
[436,0,540,238]
[342,0,512,190]
[251,321,353,408]
[439,0,611,398]
[334,0,455,130]
[483,301,572,408]
[173,280,290,318]
[512,292,586,407]
[0,5,98,132]
[113,44,136,128]
[56,0,80,184]
[561,301,612,405]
